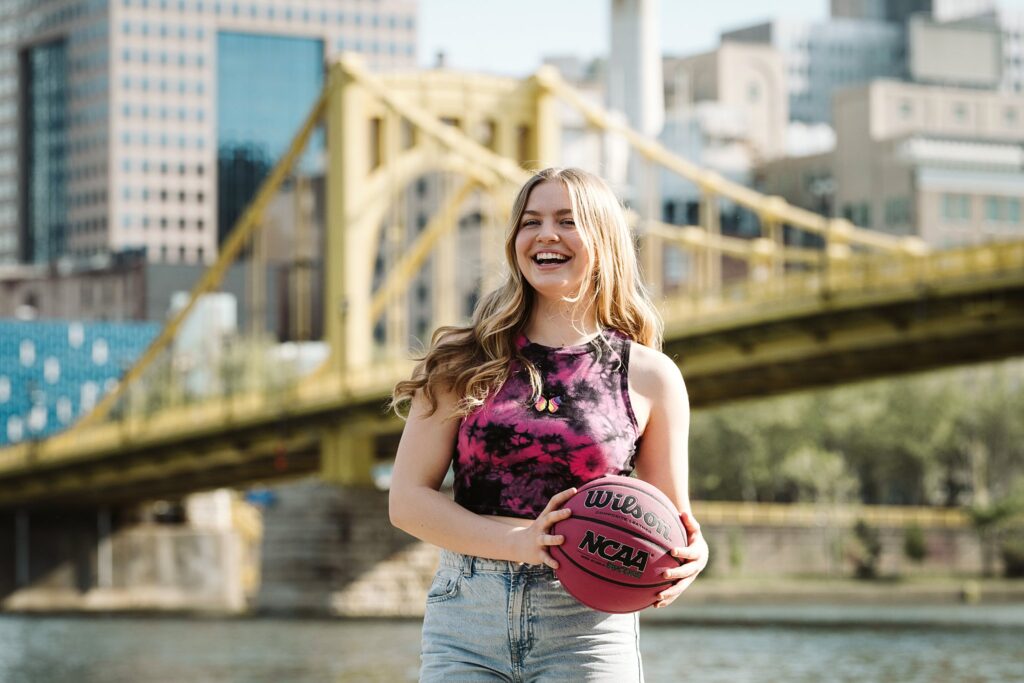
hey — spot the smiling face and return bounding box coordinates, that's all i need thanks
[514,180,593,303]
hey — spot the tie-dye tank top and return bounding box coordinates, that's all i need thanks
[453,329,640,519]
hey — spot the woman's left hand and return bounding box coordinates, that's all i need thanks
[653,510,709,609]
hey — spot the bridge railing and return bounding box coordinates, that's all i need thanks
[6,54,1024,476]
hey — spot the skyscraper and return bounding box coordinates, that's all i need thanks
[0,0,417,267]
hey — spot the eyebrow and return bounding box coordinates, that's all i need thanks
[522,208,573,215]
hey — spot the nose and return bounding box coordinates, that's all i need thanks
[536,219,560,242]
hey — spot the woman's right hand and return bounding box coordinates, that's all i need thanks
[513,487,577,569]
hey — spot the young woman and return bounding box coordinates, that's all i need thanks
[389,167,708,681]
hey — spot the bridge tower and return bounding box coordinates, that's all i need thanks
[319,57,562,485]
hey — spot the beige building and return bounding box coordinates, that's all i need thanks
[762,79,1024,247]
[664,42,788,162]
[835,80,1024,245]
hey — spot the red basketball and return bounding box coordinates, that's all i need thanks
[550,475,687,613]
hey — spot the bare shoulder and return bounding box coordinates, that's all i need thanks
[628,341,687,402]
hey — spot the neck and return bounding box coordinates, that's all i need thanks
[525,297,600,347]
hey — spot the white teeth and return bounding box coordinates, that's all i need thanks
[534,252,569,262]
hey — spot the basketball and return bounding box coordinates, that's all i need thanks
[550,475,688,613]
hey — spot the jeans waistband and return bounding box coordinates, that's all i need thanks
[439,549,553,576]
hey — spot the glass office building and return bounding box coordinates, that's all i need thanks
[24,40,69,264]
[216,32,323,245]
[0,0,418,267]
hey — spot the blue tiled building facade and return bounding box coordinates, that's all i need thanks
[0,320,160,445]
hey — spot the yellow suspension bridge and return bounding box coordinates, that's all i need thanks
[1,56,1022,508]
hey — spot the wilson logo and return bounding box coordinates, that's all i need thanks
[583,488,672,541]
[578,530,650,575]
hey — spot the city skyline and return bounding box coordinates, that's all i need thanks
[419,0,1024,76]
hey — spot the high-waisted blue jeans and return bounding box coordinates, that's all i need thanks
[420,549,644,682]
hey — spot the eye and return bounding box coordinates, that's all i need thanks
[560,219,576,227]
[520,218,540,228]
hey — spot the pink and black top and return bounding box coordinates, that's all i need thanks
[453,329,641,519]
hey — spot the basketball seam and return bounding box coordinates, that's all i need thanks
[577,479,686,538]
[564,514,684,564]
[551,544,676,591]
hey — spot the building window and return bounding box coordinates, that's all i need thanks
[841,202,872,227]
[885,197,910,227]
[216,31,324,245]
[26,40,70,263]
[941,193,971,221]
[983,196,1023,223]
[985,196,1000,222]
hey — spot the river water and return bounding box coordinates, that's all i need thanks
[1,604,1022,682]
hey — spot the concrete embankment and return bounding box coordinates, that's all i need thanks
[253,480,1018,618]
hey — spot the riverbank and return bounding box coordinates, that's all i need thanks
[678,576,1024,605]
[4,577,1023,620]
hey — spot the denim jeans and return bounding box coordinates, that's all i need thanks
[420,549,644,682]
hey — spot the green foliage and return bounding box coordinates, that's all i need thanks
[779,446,858,504]
[968,478,1024,576]
[903,524,927,563]
[847,519,882,579]
[689,360,1024,510]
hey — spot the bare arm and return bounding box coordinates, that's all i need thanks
[630,345,708,607]
[630,346,692,512]
[388,387,574,567]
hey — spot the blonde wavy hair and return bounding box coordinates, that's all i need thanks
[390,167,663,419]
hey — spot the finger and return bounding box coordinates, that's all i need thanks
[653,591,682,609]
[539,533,565,547]
[671,546,704,562]
[654,577,697,607]
[679,511,702,542]
[662,563,702,581]
[538,507,572,533]
[543,487,577,512]
[539,549,559,570]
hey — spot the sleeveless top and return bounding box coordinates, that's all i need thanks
[452,329,641,519]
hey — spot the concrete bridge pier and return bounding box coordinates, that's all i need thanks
[0,494,257,613]
[1,507,108,606]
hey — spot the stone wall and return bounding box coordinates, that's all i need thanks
[700,523,982,578]
[1,481,987,616]
[254,480,987,617]
[254,479,436,617]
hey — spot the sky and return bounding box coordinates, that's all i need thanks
[418,0,1024,77]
